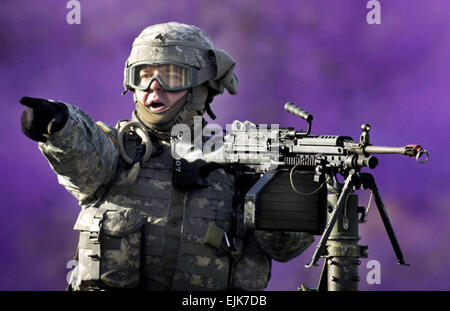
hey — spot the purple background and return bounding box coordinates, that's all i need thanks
[1,0,448,291]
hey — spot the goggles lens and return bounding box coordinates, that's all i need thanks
[131,63,192,91]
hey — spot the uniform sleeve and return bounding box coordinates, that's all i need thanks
[254,230,314,262]
[38,104,119,205]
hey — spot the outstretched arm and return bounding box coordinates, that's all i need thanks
[20,97,119,205]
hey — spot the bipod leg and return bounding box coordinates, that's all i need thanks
[360,173,409,266]
[305,172,358,268]
[317,258,328,291]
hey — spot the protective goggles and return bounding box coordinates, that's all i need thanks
[127,61,216,92]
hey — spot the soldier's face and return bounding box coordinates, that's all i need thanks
[135,79,188,113]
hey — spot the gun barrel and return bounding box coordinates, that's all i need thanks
[364,146,406,154]
[365,145,429,163]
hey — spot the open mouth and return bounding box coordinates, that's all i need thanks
[148,101,167,113]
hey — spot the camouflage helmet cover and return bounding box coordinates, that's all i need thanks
[125,22,213,90]
[124,22,238,95]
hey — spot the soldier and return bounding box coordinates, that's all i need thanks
[19,22,314,291]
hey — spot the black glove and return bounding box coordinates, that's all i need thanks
[20,96,69,142]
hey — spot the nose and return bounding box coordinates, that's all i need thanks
[149,79,164,93]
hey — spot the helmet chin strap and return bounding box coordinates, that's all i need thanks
[133,84,209,140]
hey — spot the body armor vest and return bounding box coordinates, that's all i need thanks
[69,121,271,291]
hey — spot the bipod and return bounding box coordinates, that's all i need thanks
[304,171,408,291]
[359,173,409,266]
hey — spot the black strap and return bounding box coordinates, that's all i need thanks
[205,98,216,120]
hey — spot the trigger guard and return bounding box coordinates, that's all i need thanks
[117,121,152,164]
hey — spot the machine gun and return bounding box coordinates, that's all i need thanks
[171,102,429,291]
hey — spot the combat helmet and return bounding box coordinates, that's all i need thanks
[123,22,238,132]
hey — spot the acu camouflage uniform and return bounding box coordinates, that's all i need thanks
[38,22,314,291]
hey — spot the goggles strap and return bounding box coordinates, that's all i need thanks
[196,62,217,86]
